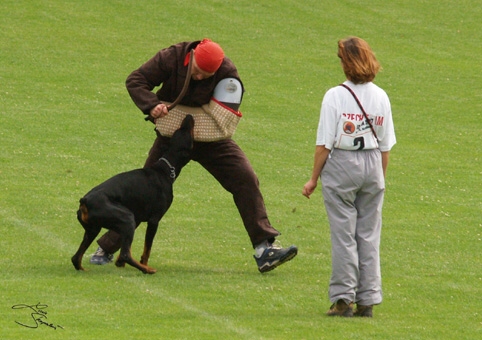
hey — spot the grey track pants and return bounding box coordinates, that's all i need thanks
[321,148,384,306]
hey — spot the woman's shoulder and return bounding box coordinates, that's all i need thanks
[365,81,388,95]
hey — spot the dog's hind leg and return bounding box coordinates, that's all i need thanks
[72,209,102,271]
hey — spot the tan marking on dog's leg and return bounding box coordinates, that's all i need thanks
[79,203,89,223]
[140,244,151,266]
[125,249,156,274]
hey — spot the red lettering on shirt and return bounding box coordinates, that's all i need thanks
[342,113,365,121]
[375,116,384,126]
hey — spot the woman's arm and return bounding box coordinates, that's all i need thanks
[381,151,390,178]
[302,145,331,199]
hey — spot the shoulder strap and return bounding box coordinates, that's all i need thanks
[339,84,379,141]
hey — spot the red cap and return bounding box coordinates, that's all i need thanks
[193,39,224,73]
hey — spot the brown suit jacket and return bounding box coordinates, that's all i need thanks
[126,41,243,116]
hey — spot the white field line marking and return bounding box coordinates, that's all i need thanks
[0,209,74,252]
[123,277,263,339]
[1,209,264,339]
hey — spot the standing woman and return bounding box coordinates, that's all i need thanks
[302,37,396,317]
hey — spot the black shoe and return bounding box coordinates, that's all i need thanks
[327,300,354,317]
[254,243,298,273]
[354,305,373,317]
[89,247,113,265]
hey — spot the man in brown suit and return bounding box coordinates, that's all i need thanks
[90,39,297,273]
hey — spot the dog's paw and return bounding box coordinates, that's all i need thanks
[144,267,157,274]
[71,257,83,271]
[115,260,126,268]
[73,264,86,271]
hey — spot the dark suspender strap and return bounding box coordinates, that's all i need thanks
[145,50,194,121]
[339,84,379,141]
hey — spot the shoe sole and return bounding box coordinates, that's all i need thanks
[327,311,354,317]
[258,247,298,273]
[354,311,373,317]
[89,256,113,265]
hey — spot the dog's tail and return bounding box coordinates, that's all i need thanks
[78,198,89,223]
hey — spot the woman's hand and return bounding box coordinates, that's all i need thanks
[302,179,318,199]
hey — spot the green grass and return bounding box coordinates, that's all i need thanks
[1,0,481,339]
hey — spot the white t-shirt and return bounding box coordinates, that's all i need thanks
[316,81,396,152]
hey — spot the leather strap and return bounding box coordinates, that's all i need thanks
[339,84,379,141]
[167,50,193,111]
[145,50,194,121]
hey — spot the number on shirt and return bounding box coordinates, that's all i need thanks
[354,137,365,150]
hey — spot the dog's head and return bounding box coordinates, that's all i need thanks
[179,114,195,137]
[165,114,194,173]
[171,114,194,148]
[152,115,194,179]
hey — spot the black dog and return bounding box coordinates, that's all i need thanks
[72,115,194,274]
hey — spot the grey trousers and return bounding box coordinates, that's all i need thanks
[321,149,384,306]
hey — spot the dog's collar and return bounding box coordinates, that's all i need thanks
[159,157,176,180]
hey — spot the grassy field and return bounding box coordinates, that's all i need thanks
[1,0,481,339]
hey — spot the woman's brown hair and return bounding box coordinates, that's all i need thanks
[338,37,381,84]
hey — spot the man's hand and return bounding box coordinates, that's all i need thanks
[150,103,169,118]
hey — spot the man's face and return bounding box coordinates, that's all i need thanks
[191,57,215,81]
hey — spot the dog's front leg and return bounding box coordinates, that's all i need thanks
[116,224,156,274]
[115,254,126,267]
[140,221,159,266]
[119,248,156,274]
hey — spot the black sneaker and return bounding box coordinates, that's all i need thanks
[254,243,298,273]
[89,247,113,265]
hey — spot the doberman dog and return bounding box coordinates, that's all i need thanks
[71,115,194,274]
